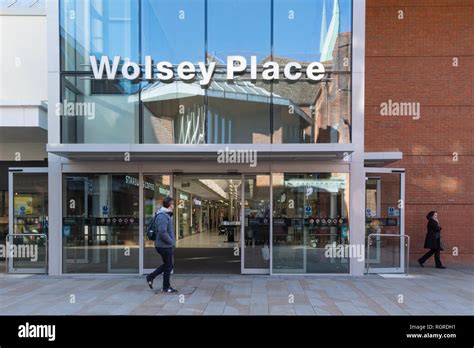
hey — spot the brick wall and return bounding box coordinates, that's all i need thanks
[365,0,474,265]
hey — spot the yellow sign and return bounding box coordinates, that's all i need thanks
[15,196,33,215]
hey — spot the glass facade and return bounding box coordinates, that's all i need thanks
[57,0,355,275]
[60,0,352,144]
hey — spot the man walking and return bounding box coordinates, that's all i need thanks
[146,197,178,293]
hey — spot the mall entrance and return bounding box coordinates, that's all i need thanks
[142,170,353,275]
[56,162,404,275]
[174,174,242,274]
[143,174,271,274]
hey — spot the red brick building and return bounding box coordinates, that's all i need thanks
[365,0,474,265]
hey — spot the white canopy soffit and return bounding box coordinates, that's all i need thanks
[47,143,354,161]
[364,152,403,167]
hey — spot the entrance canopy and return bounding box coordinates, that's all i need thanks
[47,143,354,161]
[364,152,403,167]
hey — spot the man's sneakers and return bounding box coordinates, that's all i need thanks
[145,275,153,290]
[163,287,178,293]
[146,276,177,293]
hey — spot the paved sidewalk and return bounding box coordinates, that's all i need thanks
[0,267,472,315]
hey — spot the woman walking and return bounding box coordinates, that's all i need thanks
[418,211,446,269]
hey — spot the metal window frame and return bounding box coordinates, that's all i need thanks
[364,167,406,274]
[7,167,49,274]
[269,170,351,276]
[241,173,271,275]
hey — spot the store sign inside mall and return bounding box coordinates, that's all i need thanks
[90,55,326,85]
[285,179,346,193]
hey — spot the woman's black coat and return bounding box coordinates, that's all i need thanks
[424,218,442,250]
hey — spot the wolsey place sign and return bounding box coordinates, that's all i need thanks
[90,55,326,85]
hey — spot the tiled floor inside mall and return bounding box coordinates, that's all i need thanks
[0,267,472,315]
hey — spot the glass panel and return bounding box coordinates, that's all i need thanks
[143,175,171,269]
[10,173,48,271]
[273,0,352,64]
[173,175,241,274]
[9,235,47,272]
[142,89,206,144]
[272,76,351,144]
[207,73,271,144]
[60,0,139,71]
[63,174,139,273]
[243,174,270,270]
[272,0,352,143]
[272,172,350,274]
[142,0,205,64]
[61,75,140,143]
[207,0,271,144]
[365,173,402,269]
[208,0,271,63]
[140,0,206,144]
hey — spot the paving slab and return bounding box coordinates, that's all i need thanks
[0,267,471,315]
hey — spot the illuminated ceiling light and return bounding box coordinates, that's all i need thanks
[199,179,228,199]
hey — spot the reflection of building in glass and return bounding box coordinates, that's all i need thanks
[315,32,352,144]
[58,0,353,145]
[140,78,314,144]
[96,27,352,146]
[259,32,351,144]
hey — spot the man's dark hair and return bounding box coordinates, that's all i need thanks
[426,210,436,220]
[163,196,174,208]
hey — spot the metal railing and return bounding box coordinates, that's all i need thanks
[5,233,48,274]
[365,233,410,275]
